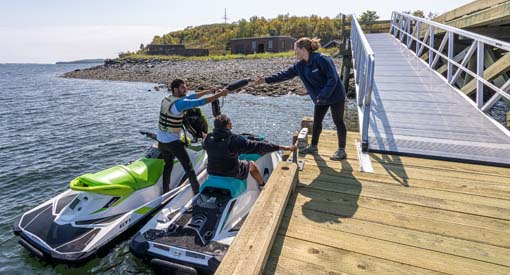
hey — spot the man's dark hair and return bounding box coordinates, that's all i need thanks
[170,79,185,93]
[214,114,231,129]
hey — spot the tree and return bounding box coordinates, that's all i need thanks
[359,10,380,32]
[412,10,425,18]
[140,43,144,50]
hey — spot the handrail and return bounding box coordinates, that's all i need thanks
[390,11,510,112]
[392,11,510,51]
[350,15,375,152]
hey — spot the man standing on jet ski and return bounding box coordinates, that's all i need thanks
[158,79,228,194]
[203,114,296,186]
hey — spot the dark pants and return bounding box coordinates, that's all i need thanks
[158,140,200,194]
[311,98,347,149]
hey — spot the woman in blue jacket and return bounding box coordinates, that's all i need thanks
[255,37,347,160]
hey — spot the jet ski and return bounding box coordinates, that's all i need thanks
[13,131,207,264]
[130,135,281,274]
[131,78,271,274]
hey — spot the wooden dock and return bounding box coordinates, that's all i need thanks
[217,130,510,275]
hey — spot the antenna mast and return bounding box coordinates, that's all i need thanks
[222,8,229,24]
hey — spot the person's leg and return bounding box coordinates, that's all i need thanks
[330,98,348,160]
[331,98,347,149]
[171,141,200,194]
[311,104,330,146]
[158,143,175,194]
[248,161,264,186]
[301,104,329,154]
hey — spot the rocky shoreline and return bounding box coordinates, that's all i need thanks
[63,57,355,97]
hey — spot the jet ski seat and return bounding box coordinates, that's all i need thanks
[199,175,247,198]
[70,158,165,196]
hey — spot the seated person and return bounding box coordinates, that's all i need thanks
[203,114,296,186]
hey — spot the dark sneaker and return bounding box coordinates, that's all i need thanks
[300,144,318,155]
[330,148,347,161]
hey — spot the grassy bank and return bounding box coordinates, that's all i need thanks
[118,48,338,62]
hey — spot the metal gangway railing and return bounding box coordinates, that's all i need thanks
[350,15,375,152]
[390,11,510,113]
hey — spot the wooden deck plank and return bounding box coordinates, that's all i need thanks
[279,208,510,275]
[300,170,510,201]
[298,176,510,232]
[304,147,510,186]
[433,0,509,23]
[300,159,510,210]
[461,52,510,96]
[265,236,446,275]
[282,207,510,267]
[292,188,510,247]
[439,1,510,29]
[265,252,354,275]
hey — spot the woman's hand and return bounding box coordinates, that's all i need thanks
[254,77,266,85]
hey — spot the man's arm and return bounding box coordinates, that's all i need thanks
[174,89,228,112]
[194,88,216,99]
[232,136,296,155]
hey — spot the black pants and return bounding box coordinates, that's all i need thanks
[158,140,200,194]
[311,98,347,149]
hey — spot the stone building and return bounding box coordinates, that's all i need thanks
[146,44,209,56]
[229,36,296,54]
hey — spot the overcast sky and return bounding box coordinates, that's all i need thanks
[0,0,471,63]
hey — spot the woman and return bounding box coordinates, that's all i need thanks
[255,37,347,160]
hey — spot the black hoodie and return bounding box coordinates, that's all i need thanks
[203,127,280,177]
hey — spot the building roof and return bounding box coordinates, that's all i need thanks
[147,44,185,47]
[229,36,296,41]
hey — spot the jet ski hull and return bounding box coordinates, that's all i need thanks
[13,185,184,264]
[13,144,206,264]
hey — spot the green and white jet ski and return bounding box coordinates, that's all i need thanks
[130,135,281,275]
[13,131,206,264]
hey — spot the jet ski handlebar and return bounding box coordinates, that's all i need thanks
[211,78,251,117]
[225,78,251,91]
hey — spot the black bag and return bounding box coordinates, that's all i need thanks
[183,107,209,141]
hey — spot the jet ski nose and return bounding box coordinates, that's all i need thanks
[129,232,149,257]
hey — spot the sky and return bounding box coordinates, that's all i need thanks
[0,0,472,63]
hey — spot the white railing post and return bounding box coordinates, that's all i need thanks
[390,12,395,35]
[477,41,485,108]
[407,19,413,48]
[447,32,454,82]
[429,25,435,66]
[415,21,421,54]
[400,15,405,41]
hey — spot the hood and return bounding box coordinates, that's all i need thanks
[211,127,232,139]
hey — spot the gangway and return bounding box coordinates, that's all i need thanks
[351,12,510,167]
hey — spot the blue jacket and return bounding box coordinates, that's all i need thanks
[265,52,345,105]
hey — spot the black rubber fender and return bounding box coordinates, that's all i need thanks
[151,258,198,275]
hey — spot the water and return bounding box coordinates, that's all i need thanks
[0,64,336,274]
